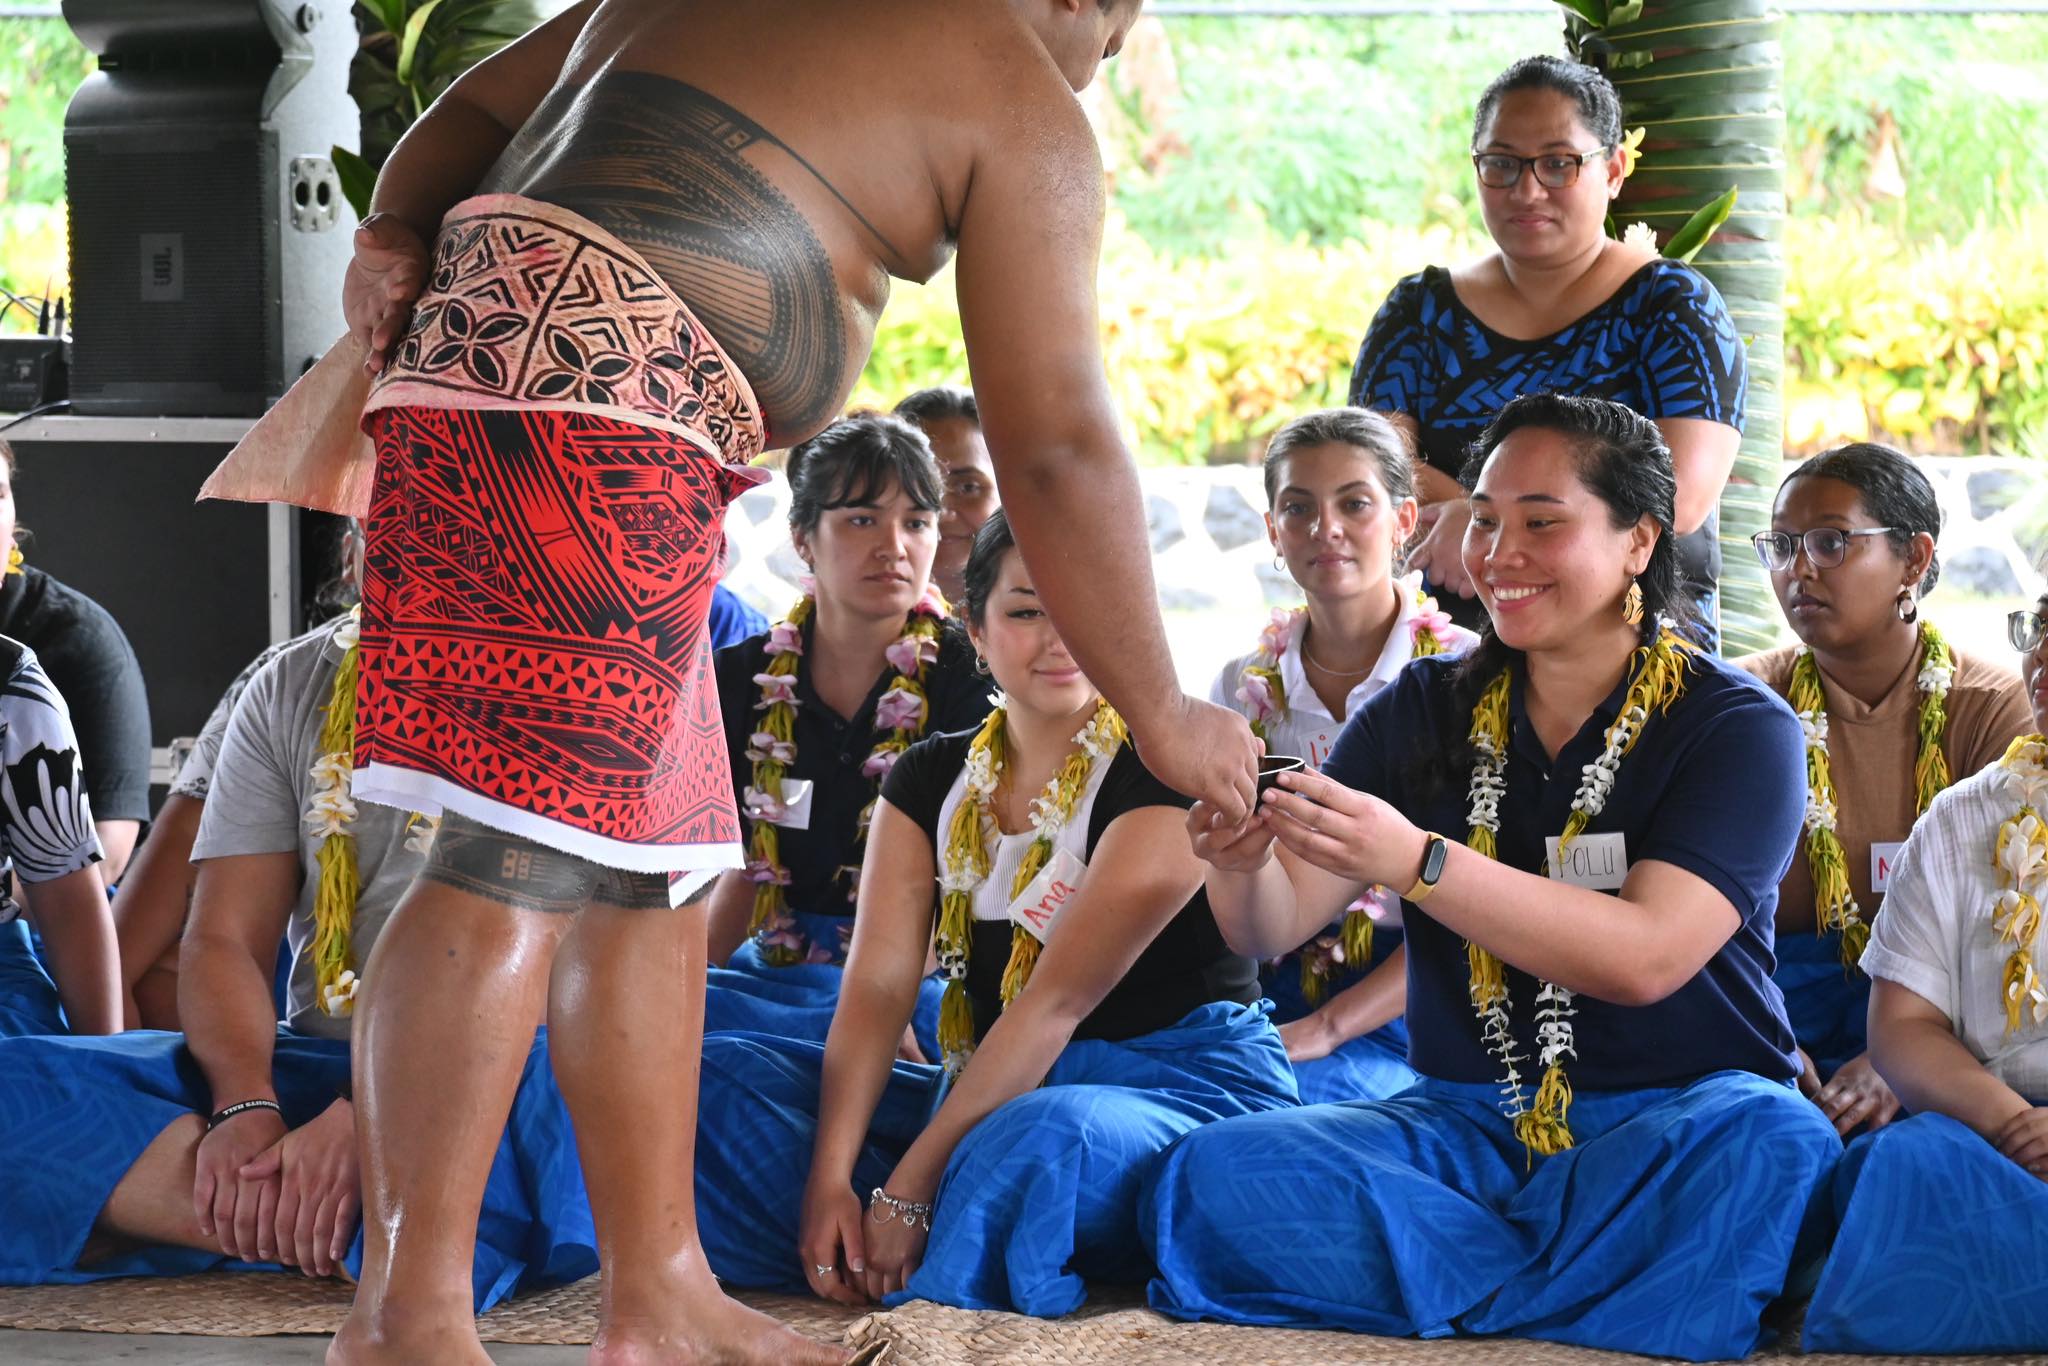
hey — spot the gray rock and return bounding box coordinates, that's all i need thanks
[734,487,778,525]
[1942,544,2024,598]
[1967,468,2030,521]
[1148,494,1186,553]
[1203,483,1267,552]
[764,542,810,588]
[1159,582,1221,612]
[1255,558,1301,608]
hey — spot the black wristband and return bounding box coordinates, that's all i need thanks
[207,1098,283,1130]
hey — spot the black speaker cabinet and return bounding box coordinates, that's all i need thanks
[62,1,360,416]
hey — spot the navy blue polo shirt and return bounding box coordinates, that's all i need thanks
[1325,650,1804,1091]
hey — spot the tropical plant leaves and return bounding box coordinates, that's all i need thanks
[331,145,379,221]
[1661,185,1739,263]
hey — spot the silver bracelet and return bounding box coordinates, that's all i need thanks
[868,1186,934,1231]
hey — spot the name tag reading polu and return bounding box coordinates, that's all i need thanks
[1007,846,1088,944]
[1545,832,1628,891]
[1870,841,1905,894]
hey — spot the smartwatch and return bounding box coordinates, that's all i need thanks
[1405,832,1450,903]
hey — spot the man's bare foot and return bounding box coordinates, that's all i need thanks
[590,1288,849,1366]
[327,1309,495,1366]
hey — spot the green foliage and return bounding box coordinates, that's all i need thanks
[0,18,93,205]
[350,0,554,169]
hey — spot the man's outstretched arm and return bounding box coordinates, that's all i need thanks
[953,96,1258,819]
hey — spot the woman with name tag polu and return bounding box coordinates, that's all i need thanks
[703,415,993,1057]
[1738,444,2029,1138]
[1142,394,1838,1362]
[687,508,1294,1318]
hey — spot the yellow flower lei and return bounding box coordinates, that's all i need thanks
[1240,586,1452,1005]
[744,591,947,965]
[5,546,21,576]
[305,610,436,1019]
[1788,621,1955,971]
[1992,735,2048,1034]
[1464,628,1695,1157]
[934,698,1126,1071]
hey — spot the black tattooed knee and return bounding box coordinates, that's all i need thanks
[422,812,596,913]
[589,866,672,910]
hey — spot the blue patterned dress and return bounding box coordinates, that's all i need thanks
[1351,259,1748,643]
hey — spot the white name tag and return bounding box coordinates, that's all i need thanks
[1007,846,1087,944]
[747,778,813,831]
[1546,832,1628,891]
[1870,841,1905,894]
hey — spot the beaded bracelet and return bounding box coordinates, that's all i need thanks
[207,1098,283,1130]
[868,1187,933,1231]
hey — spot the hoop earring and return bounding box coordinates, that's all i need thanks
[1273,554,1285,572]
[973,654,990,676]
[1622,578,1645,626]
[1897,587,1919,624]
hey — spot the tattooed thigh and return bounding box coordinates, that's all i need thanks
[422,812,598,913]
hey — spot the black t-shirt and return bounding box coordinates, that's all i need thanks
[0,565,151,822]
[714,617,992,917]
[881,729,1261,1043]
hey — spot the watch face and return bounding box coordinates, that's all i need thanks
[1421,835,1449,883]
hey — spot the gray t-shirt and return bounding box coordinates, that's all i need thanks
[172,630,309,801]
[192,616,423,1040]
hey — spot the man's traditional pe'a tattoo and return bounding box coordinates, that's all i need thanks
[513,71,901,439]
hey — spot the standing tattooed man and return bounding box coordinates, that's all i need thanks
[322,2,1259,1363]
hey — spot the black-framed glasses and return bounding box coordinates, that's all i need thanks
[1751,527,1897,572]
[2011,610,2048,654]
[1472,148,1610,190]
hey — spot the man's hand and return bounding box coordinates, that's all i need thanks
[1794,1046,1824,1100]
[1406,500,1476,599]
[1810,1052,1903,1138]
[193,1105,287,1261]
[1996,1106,2048,1181]
[1131,695,1258,824]
[343,214,430,376]
[238,1098,360,1278]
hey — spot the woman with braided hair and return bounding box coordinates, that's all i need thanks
[703,414,990,1055]
[680,509,1293,1316]
[1738,445,2028,1138]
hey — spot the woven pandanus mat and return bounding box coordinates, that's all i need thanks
[0,1273,866,1346]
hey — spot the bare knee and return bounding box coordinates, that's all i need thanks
[96,1112,207,1247]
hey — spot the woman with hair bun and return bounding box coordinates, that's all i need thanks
[1739,444,2028,1138]
[1144,394,1836,1361]
[1352,56,1747,642]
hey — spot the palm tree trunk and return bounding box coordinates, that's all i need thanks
[1569,1,1787,655]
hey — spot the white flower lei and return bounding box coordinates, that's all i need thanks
[1995,739,2048,1029]
[1462,708,1652,1120]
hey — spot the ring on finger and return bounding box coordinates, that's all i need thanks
[813,1263,835,1277]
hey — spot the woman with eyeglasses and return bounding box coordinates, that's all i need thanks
[1795,590,2048,1355]
[1349,56,1746,644]
[1738,445,2028,1141]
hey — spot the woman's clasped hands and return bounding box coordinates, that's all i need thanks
[1188,767,1418,889]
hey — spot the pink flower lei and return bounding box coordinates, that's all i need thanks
[744,587,951,965]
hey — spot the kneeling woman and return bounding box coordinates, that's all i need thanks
[1144,394,1839,1363]
[1739,445,2027,1137]
[705,415,991,1053]
[693,510,1296,1317]
[1801,593,2048,1355]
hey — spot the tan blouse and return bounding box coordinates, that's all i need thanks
[1739,640,2031,934]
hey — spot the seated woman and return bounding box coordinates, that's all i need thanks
[0,440,151,882]
[1143,394,1838,1363]
[1211,407,1475,1104]
[894,386,997,606]
[0,635,119,1036]
[1739,444,2028,1138]
[0,613,557,1312]
[705,415,991,1054]
[1800,595,2048,1354]
[681,509,1294,1318]
[1352,58,1745,642]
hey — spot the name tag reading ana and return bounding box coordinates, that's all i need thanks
[1007,846,1087,944]
[1545,832,1628,891]
[1870,841,1905,894]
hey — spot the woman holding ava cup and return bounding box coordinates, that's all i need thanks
[1143,394,1838,1362]
[1351,55,1746,643]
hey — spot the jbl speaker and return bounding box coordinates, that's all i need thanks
[62,1,360,416]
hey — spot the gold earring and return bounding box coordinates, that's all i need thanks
[1622,578,1644,626]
